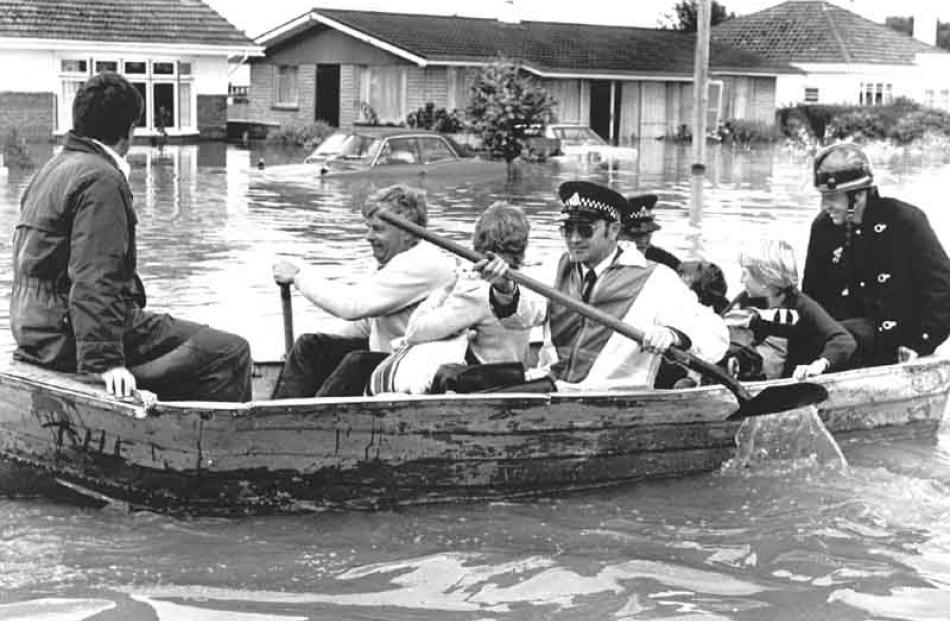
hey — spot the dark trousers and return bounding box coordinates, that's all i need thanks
[318,350,389,397]
[272,333,386,398]
[124,310,252,402]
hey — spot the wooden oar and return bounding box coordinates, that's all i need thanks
[372,208,828,420]
[279,283,295,356]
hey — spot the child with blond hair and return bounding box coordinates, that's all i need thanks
[727,239,856,379]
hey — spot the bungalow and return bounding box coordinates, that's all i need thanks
[242,9,798,144]
[0,0,262,141]
[712,0,950,109]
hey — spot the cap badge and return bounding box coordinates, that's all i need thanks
[566,192,582,207]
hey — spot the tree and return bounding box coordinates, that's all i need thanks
[885,15,950,51]
[465,57,557,171]
[661,1,735,31]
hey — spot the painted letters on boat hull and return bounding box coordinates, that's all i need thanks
[0,357,947,514]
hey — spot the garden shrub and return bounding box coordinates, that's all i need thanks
[406,103,464,133]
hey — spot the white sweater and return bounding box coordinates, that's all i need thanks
[293,242,456,352]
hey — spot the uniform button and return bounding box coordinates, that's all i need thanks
[841,288,849,296]
[878,273,891,283]
[855,228,862,236]
[859,281,865,287]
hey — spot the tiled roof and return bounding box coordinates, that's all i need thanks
[260,9,795,75]
[0,0,255,47]
[712,0,942,64]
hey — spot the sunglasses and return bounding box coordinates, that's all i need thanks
[559,221,599,239]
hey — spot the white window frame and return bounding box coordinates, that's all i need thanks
[804,87,819,103]
[55,54,195,134]
[859,82,892,106]
[357,66,408,124]
[273,65,299,107]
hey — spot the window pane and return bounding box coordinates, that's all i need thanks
[368,67,405,123]
[95,60,118,73]
[132,82,147,127]
[419,137,455,163]
[178,61,192,76]
[60,80,85,130]
[61,59,87,73]
[381,138,418,164]
[275,65,298,104]
[153,83,175,130]
[153,62,175,75]
[125,61,146,74]
[179,82,192,128]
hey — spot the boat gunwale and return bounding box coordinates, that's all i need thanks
[1,356,948,420]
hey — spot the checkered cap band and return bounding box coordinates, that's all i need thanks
[562,191,620,221]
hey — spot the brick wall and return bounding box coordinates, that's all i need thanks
[406,67,449,114]
[245,63,319,130]
[0,92,55,141]
[197,94,228,139]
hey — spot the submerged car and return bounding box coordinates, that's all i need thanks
[258,127,506,185]
[544,124,638,165]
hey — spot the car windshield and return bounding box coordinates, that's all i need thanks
[553,126,607,146]
[306,134,383,162]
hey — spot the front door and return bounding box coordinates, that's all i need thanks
[315,64,340,126]
[589,81,611,142]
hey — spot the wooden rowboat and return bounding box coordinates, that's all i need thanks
[0,356,947,515]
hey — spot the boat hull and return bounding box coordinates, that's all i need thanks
[0,357,947,514]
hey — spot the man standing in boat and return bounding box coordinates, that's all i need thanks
[10,72,252,401]
[271,184,456,397]
[477,181,729,390]
[803,143,950,366]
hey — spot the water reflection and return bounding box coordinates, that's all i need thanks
[2,140,950,619]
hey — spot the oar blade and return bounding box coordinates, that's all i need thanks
[726,382,829,421]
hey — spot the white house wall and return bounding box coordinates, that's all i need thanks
[1,49,58,91]
[776,58,950,109]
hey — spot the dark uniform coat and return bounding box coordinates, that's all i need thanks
[802,193,950,362]
[11,132,146,374]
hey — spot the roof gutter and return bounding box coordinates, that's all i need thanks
[0,37,263,57]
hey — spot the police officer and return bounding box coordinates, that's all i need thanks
[802,143,950,366]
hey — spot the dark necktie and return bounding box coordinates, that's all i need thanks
[582,269,597,303]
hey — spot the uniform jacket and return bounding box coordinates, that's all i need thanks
[495,247,729,390]
[293,241,456,352]
[11,132,145,373]
[802,193,950,358]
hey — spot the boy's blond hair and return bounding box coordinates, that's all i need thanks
[739,239,799,291]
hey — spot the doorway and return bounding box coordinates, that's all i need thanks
[315,64,341,126]
[589,80,623,144]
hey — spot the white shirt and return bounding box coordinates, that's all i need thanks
[91,138,131,180]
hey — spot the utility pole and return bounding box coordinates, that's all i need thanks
[690,0,711,229]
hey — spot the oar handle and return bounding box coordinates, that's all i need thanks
[279,283,294,356]
[372,207,751,401]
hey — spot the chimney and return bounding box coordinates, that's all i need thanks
[498,0,520,24]
[913,11,938,47]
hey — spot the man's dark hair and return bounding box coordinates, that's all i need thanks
[72,72,144,144]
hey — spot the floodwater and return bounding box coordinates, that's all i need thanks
[1,139,950,619]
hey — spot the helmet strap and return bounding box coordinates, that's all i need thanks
[844,191,857,248]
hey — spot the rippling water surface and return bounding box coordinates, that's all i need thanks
[1,140,949,619]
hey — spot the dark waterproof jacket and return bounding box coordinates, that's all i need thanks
[10,132,146,373]
[802,193,950,358]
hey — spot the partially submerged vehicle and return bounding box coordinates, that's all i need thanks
[544,124,638,166]
[0,355,946,515]
[257,127,506,186]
